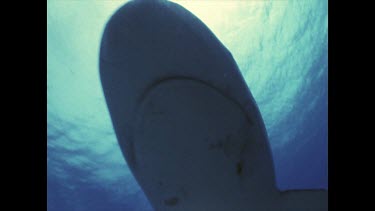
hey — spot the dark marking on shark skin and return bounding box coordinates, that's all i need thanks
[164,197,179,206]
[208,133,248,160]
[236,160,244,176]
[208,134,233,154]
[208,133,248,177]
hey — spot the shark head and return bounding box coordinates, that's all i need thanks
[99,1,327,210]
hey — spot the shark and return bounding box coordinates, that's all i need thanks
[99,0,328,210]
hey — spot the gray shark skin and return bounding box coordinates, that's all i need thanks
[99,0,328,210]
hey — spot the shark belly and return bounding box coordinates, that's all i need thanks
[132,78,277,211]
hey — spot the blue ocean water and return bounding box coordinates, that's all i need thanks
[47,0,328,211]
